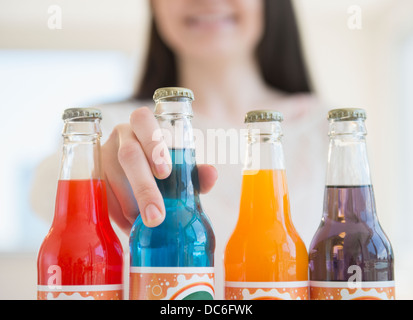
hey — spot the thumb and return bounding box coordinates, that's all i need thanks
[197,164,218,194]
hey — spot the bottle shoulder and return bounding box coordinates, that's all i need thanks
[227,219,305,244]
[225,226,307,256]
[309,223,394,259]
[130,208,215,244]
[310,218,392,241]
[39,225,123,258]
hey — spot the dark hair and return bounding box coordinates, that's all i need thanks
[135,0,312,100]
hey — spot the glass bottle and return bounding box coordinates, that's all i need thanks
[309,108,395,300]
[37,108,124,300]
[224,110,309,300]
[129,87,215,300]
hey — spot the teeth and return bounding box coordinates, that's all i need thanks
[192,13,230,23]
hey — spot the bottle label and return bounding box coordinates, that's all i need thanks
[37,284,123,300]
[129,267,215,300]
[310,281,395,300]
[225,281,309,300]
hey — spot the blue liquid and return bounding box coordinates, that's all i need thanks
[130,148,215,267]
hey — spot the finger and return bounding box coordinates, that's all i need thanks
[117,123,166,228]
[197,164,218,194]
[105,178,133,234]
[102,125,140,227]
[130,107,172,180]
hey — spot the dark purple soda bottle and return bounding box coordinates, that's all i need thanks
[309,108,395,300]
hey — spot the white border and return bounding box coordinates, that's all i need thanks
[37,284,123,292]
[130,267,214,274]
[225,281,309,288]
[309,281,395,288]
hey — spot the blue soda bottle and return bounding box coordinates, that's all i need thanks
[129,87,216,300]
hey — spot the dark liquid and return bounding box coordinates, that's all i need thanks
[309,185,394,282]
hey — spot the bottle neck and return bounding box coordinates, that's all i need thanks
[323,185,378,224]
[239,121,291,226]
[243,121,285,172]
[154,98,194,150]
[59,120,102,180]
[326,119,371,186]
[154,99,199,204]
[324,119,377,223]
[54,118,106,225]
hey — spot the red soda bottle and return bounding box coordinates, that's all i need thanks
[37,108,124,300]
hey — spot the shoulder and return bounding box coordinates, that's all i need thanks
[94,99,154,141]
[98,99,154,119]
[96,98,153,124]
[275,92,327,121]
[271,92,330,155]
[274,92,329,134]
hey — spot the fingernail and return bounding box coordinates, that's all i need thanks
[157,162,169,176]
[156,158,171,178]
[144,204,164,226]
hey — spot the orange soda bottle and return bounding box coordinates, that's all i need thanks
[224,110,308,300]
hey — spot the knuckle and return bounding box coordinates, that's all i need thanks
[134,183,160,202]
[130,107,152,126]
[118,142,140,165]
[142,139,161,155]
[113,123,130,135]
[107,123,130,145]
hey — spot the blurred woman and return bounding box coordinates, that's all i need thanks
[32,0,327,299]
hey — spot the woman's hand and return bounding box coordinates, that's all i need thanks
[101,107,218,234]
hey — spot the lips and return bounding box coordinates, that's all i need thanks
[185,12,236,29]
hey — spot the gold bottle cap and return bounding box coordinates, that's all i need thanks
[328,108,367,121]
[62,108,102,121]
[244,110,284,123]
[153,87,195,102]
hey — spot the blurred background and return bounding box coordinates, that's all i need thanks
[0,0,412,299]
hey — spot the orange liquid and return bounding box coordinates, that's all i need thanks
[224,169,308,282]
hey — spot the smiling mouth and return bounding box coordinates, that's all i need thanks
[186,13,237,29]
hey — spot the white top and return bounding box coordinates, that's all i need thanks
[31,93,329,300]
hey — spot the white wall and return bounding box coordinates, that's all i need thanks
[1,0,412,299]
[0,0,150,299]
[295,0,413,299]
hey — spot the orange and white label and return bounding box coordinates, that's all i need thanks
[37,284,123,300]
[310,281,395,300]
[130,267,215,300]
[225,281,309,300]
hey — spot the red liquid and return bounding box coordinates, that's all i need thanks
[37,179,123,286]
